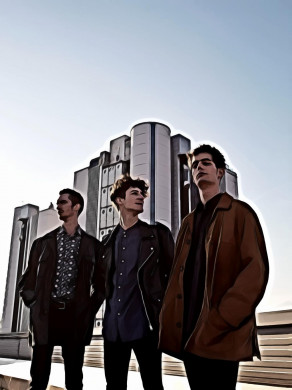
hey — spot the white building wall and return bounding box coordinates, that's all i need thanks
[155,124,171,228]
[1,205,38,332]
[220,169,238,199]
[109,135,130,164]
[74,167,89,230]
[37,208,60,237]
[130,123,151,223]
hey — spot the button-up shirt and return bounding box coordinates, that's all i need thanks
[103,220,150,342]
[51,226,81,301]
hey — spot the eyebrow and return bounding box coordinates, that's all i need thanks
[192,157,214,168]
[196,158,212,162]
[57,199,68,204]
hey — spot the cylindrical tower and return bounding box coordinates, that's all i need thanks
[130,122,171,229]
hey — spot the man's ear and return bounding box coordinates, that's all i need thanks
[73,203,81,213]
[116,197,124,207]
[217,168,225,180]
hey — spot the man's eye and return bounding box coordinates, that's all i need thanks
[202,162,211,166]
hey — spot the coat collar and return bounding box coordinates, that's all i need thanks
[43,226,86,240]
[103,219,157,246]
[185,192,234,229]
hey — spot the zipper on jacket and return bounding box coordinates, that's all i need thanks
[137,247,155,331]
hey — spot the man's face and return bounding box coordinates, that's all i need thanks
[117,187,145,215]
[56,193,77,221]
[191,152,223,189]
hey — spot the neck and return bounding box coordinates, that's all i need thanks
[62,218,79,236]
[199,186,220,205]
[119,212,139,230]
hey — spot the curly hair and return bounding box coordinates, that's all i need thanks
[110,174,149,210]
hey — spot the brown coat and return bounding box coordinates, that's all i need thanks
[159,193,269,361]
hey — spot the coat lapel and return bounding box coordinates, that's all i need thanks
[137,223,157,268]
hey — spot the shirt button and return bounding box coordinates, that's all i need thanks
[121,260,125,263]
[176,322,182,328]
[118,299,121,302]
[180,266,184,271]
[150,247,154,250]
[186,239,191,245]
[118,313,121,316]
[177,294,182,299]
[118,286,121,289]
[120,272,123,275]
[122,247,125,250]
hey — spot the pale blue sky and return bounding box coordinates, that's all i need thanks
[0,1,291,314]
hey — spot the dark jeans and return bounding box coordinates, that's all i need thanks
[30,343,85,390]
[183,352,239,390]
[104,332,164,390]
[29,301,86,390]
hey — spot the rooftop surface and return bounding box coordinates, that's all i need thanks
[0,358,282,390]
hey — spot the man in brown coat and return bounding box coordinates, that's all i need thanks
[159,144,269,390]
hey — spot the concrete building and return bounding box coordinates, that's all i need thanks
[74,121,238,241]
[1,120,238,335]
[1,204,60,335]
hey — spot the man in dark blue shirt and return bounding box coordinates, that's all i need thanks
[101,175,174,390]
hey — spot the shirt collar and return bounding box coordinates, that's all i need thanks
[58,225,82,236]
[197,192,222,212]
[204,192,222,209]
[119,218,142,233]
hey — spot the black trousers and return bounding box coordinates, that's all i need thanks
[29,301,86,390]
[183,352,239,390]
[104,332,164,390]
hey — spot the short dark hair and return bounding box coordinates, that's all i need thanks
[187,144,226,169]
[59,188,84,215]
[110,174,149,210]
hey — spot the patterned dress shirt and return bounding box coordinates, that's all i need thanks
[51,226,81,301]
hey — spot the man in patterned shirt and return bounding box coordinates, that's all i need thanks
[18,189,105,390]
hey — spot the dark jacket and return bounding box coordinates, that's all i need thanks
[159,193,269,361]
[101,220,174,331]
[18,227,106,346]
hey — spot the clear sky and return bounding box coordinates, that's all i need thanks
[0,0,291,316]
